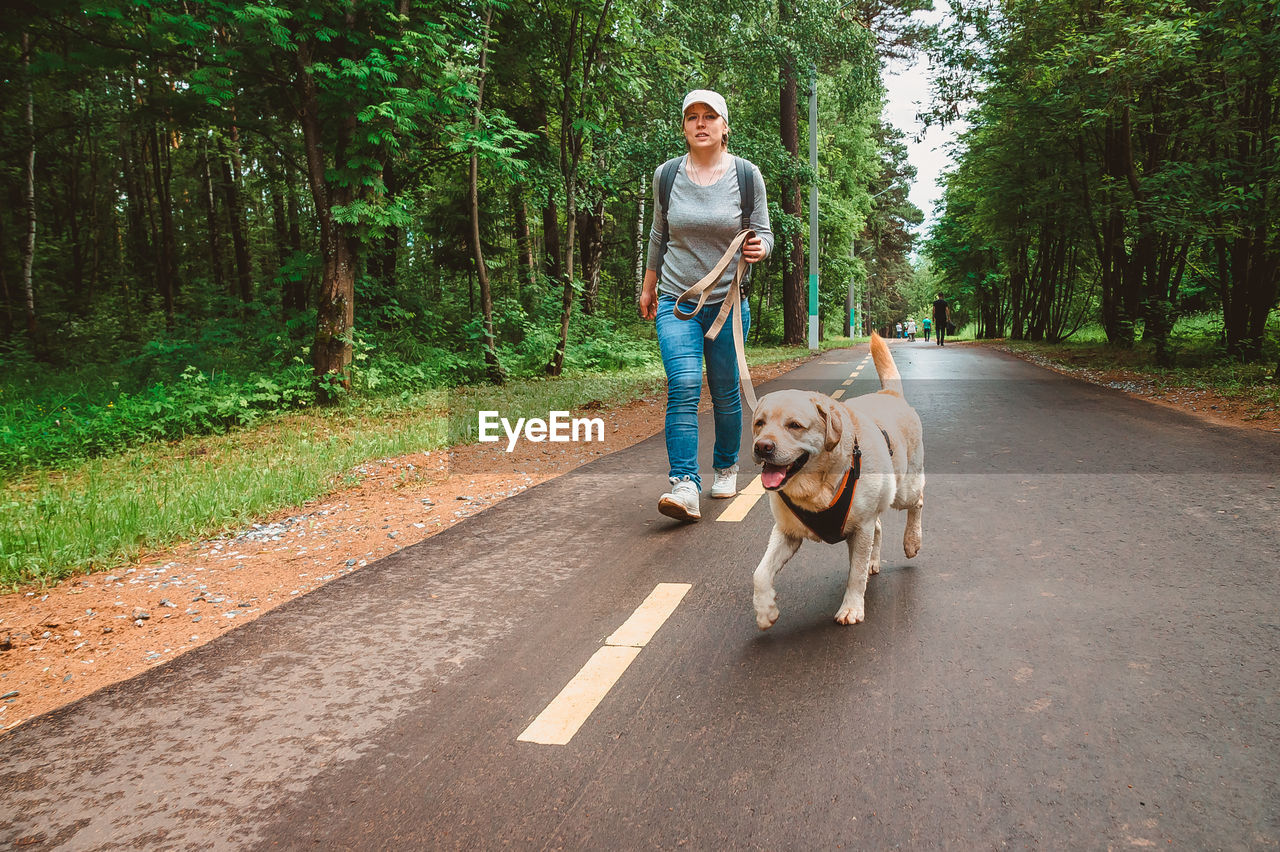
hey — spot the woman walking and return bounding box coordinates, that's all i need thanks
[639,90,774,521]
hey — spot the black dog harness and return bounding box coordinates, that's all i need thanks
[778,443,862,544]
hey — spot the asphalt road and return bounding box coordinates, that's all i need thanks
[3,341,1279,850]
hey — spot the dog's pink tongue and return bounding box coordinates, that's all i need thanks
[761,464,787,490]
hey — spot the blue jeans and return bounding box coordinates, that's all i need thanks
[655,294,751,490]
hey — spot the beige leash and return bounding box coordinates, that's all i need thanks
[672,228,758,411]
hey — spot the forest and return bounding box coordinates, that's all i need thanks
[927,0,1279,368]
[1,0,1277,478]
[1,0,932,467]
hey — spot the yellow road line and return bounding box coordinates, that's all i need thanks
[841,379,853,386]
[516,646,642,745]
[606,583,692,647]
[717,475,764,523]
[518,583,691,745]
[831,389,845,400]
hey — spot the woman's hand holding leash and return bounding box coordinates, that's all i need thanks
[639,270,659,320]
[742,236,766,263]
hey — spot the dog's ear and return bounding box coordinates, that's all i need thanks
[812,394,844,451]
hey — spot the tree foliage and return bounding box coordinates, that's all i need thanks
[1,0,919,424]
[927,0,1280,363]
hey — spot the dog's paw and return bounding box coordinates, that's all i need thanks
[868,560,881,575]
[904,539,920,559]
[834,602,865,625]
[755,604,780,630]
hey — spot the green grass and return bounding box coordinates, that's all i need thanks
[987,312,1280,421]
[0,345,816,590]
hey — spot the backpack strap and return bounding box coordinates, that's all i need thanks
[734,156,753,231]
[734,156,754,296]
[656,156,683,275]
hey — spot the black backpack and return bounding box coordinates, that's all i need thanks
[655,155,756,295]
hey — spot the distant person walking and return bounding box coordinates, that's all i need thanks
[895,321,903,339]
[922,316,932,341]
[932,294,950,346]
[906,319,917,341]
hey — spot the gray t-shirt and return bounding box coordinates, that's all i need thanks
[646,156,774,303]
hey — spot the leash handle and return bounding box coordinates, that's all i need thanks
[673,229,758,411]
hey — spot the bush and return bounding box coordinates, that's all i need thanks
[0,292,664,475]
[0,362,318,474]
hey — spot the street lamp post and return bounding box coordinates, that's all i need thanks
[846,241,856,338]
[808,64,820,350]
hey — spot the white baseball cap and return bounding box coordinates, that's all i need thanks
[682,89,728,123]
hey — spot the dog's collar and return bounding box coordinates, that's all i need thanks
[777,442,862,545]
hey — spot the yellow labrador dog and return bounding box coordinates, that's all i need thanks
[751,332,924,629]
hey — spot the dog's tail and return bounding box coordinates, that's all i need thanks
[869,331,904,397]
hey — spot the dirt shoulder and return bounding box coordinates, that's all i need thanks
[0,356,810,731]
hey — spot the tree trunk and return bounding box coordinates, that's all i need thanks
[778,22,806,346]
[117,123,144,333]
[541,202,563,283]
[1143,236,1186,367]
[468,5,503,383]
[149,123,178,327]
[68,108,85,304]
[546,11,581,378]
[634,177,646,307]
[548,202,578,376]
[313,230,358,392]
[285,169,308,310]
[1224,229,1279,360]
[219,136,253,304]
[0,211,13,338]
[88,131,101,299]
[579,198,605,315]
[513,191,536,300]
[547,0,613,376]
[138,113,160,314]
[266,157,291,304]
[21,32,38,343]
[1098,115,1135,347]
[297,47,356,397]
[1008,261,1026,340]
[201,137,226,295]
[373,157,400,288]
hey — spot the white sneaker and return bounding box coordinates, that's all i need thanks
[710,465,739,498]
[658,479,701,521]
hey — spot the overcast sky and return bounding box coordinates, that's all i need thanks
[879,5,967,237]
